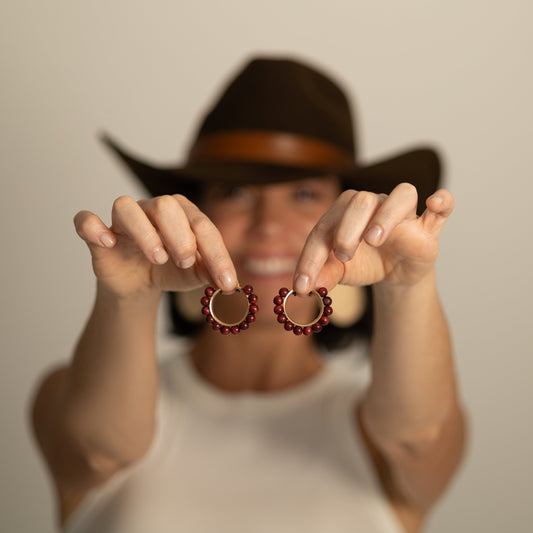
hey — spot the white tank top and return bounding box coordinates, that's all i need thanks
[64,343,404,533]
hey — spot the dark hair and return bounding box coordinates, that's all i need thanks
[166,285,373,351]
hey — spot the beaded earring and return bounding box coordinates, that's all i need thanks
[273,287,333,336]
[200,284,259,335]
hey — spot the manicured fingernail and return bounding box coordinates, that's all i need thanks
[431,195,443,207]
[365,224,383,245]
[153,247,168,264]
[334,250,351,263]
[100,233,115,248]
[218,270,236,291]
[178,256,196,269]
[294,274,310,295]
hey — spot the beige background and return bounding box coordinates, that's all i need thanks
[2,1,532,531]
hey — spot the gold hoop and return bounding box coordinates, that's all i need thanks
[200,284,258,335]
[273,287,333,336]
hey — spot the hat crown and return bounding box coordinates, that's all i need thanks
[195,58,356,158]
[102,56,440,215]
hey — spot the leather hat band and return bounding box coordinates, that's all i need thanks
[188,130,354,170]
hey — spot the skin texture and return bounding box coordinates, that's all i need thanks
[31,177,465,532]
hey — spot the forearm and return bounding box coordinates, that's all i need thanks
[63,283,162,465]
[363,269,459,450]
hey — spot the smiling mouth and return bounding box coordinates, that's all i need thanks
[244,257,297,276]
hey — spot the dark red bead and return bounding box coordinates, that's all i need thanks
[323,296,332,306]
[206,315,215,324]
[293,326,303,335]
[273,295,284,305]
[220,326,231,335]
[239,321,249,330]
[242,284,253,295]
[249,304,259,314]
[284,321,294,331]
[319,315,329,325]
[200,296,210,306]
[231,326,240,335]
[205,286,215,297]
[274,305,284,315]
[246,313,256,323]
[303,326,313,336]
[248,294,258,304]
[317,287,328,297]
[212,322,221,331]
[324,306,333,316]
[279,287,289,297]
[277,313,287,323]
[312,322,323,333]
[201,306,211,316]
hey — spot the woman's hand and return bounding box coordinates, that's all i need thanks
[293,183,454,293]
[74,194,238,298]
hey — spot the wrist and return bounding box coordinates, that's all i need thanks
[373,268,438,304]
[96,281,162,308]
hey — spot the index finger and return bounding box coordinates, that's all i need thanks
[175,195,238,292]
[293,190,355,294]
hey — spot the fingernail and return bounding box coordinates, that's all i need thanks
[153,247,168,264]
[365,224,383,245]
[100,233,115,248]
[178,256,196,269]
[218,270,236,291]
[294,274,310,295]
[431,195,443,207]
[334,249,351,263]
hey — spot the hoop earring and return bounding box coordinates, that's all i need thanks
[200,284,258,335]
[273,287,332,336]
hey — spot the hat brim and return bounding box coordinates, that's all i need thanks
[101,133,441,214]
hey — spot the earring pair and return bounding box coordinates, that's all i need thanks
[200,285,333,336]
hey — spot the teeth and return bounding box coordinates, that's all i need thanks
[245,257,296,276]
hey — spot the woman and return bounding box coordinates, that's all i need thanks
[31,57,465,533]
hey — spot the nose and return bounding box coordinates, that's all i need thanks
[251,193,287,238]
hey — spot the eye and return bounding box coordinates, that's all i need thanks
[209,185,253,201]
[293,185,321,202]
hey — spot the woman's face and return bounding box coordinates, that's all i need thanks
[202,176,341,322]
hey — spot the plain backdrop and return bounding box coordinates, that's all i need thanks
[1,1,532,532]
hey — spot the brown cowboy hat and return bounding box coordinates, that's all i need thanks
[102,56,441,214]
